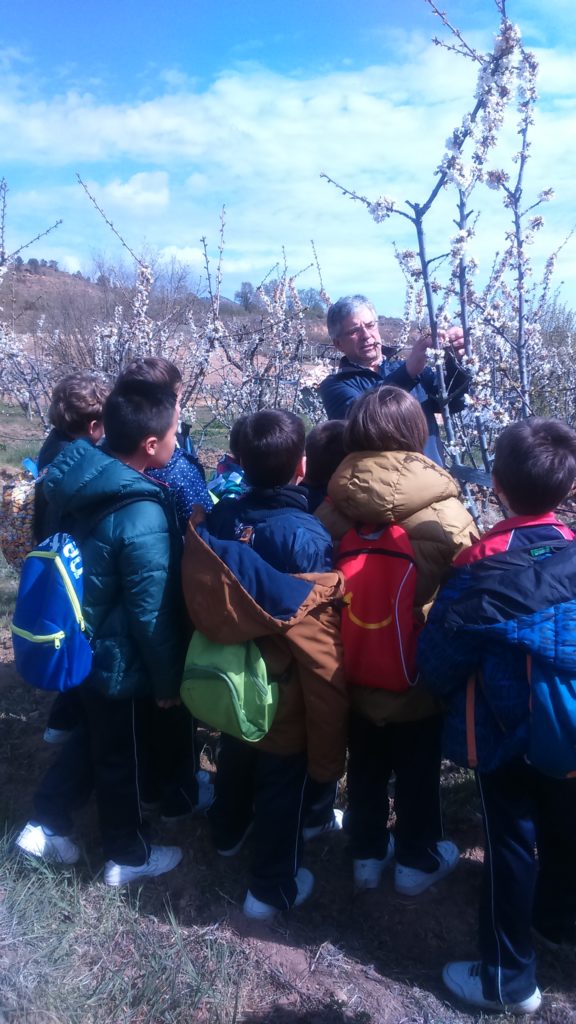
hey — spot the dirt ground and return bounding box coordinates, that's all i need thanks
[1,624,575,1024]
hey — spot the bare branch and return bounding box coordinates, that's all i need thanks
[76,173,143,267]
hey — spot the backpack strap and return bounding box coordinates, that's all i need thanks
[526,653,533,711]
[465,672,478,769]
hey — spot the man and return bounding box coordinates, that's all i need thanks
[319,295,470,465]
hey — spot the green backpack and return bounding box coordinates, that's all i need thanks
[180,631,279,742]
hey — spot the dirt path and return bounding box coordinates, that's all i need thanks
[1,641,575,1023]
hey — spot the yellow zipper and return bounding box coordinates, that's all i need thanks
[26,550,86,631]
[12,625,66,648]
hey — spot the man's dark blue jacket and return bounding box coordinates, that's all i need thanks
[319,353,470,465]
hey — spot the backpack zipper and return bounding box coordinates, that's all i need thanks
[30,550,86,631]
[11,550,86,650]
[12,626,66,648]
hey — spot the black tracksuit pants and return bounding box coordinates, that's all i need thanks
[208,733,308,909]
[33,689,193,865]
[347,712,444,870]
[476,758,576,1004]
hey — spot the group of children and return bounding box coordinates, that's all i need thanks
[12,363,576,1016]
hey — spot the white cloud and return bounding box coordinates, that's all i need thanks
[96,171,170,210]
[1,31,575,312]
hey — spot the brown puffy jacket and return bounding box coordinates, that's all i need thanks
[181,526,349,782]
[316,450,478,724]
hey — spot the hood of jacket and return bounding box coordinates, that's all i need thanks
[327,450,460,524]
[43,439,169,523]
[182,523,344,641]
[322,449,477,614]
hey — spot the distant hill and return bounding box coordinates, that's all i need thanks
[0,261,405,351]
[0,262,111,336]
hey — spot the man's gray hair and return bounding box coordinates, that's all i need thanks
[326,295,377,341]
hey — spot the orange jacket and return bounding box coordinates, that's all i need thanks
[181,525,349,782]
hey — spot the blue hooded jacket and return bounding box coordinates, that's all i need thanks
[418,537,576,772]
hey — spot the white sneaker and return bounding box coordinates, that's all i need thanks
[15,822,80,865]
[43,727,73,744]
[395,840,459,896]
[353,835,395,891]
[443,961,542,1015]
[104,844,182,886]
[303,808,344,842]
[243,867,315,921]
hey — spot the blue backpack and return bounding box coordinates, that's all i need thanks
[11,496,151,692]
[12,532,93,692]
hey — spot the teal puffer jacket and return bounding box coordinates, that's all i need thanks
[43,440,186,700]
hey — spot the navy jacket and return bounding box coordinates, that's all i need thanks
[206,484,333,574]
[147,445,212,534]
[418,521,576,772]
[319,354,470,465]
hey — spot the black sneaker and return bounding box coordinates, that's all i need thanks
[160,773,214,823]
[533,923,576,950]
[215,822,254,857]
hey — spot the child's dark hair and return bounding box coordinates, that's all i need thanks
[104,379,177,456]
[238,410,305,488]
[118,356,182,393]
[49,372,108,436]
[229,415,250,462]
[304,420,346,486]
[344,385,428,454]
[493,418,576,514]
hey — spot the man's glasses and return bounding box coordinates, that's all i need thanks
[340,320,378,339]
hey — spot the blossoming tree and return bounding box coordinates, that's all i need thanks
[323,0,575,511]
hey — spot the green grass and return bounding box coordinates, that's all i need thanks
[0,404,45,470]
[0,830,250,1024]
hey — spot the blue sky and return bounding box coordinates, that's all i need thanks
[0,0,574,313]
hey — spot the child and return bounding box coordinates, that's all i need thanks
[118,357,212,533]
[184,409,348,919]
[207,415,249,501]
[16,379,186,885]
[35,372,109,745]
[297,418,349,839]
[301,419,346,514]
[315,385,476,894]
[418,418,576,1015]
[117,357,213,820]
[36,372,107,474]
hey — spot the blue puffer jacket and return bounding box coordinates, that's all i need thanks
[418,538,576,772]
[43,440,186,701]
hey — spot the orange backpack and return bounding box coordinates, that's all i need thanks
[336,524,421,691]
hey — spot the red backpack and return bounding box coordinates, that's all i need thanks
[336,524,421,691]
